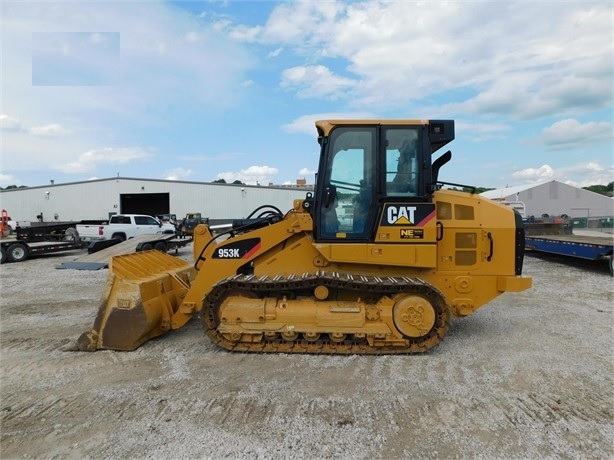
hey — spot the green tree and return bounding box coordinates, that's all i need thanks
[583,184,610,196]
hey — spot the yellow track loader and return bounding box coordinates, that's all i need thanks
[78,119,532,354]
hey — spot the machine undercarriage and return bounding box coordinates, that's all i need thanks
[203,272,449,354]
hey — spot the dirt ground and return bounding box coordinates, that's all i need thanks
[1,246,612,459]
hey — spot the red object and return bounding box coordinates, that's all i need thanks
[0,209,9,234]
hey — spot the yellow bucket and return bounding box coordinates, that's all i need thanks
[77,251,195,351]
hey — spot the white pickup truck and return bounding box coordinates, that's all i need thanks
[77,214,176,242]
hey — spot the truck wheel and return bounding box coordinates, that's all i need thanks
[113,233,126,242]
[1,247,7,264]
[7,243,28,263]
[141,243,153,251]
[64,227,81,244]
[154,241,167,252]
[609,254,613,277]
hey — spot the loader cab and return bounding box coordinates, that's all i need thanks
[313,120,454,242]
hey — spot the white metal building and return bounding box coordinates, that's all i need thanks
[3,177,612,228]
[0,177,313,224]
[481,180,613,221]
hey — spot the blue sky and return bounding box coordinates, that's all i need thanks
[1,0,612,189]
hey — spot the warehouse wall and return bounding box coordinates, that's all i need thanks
[492,181,613,219]
[0,178,312,223]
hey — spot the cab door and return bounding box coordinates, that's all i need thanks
[315,126,377,241]
[134,215,161,233]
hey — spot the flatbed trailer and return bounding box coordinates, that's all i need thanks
[134,234,192,253]
[1,238,85,264]
[15,220,104,242]
[1,221,88,264]
[87,233,191,254]
[525,233,613,275]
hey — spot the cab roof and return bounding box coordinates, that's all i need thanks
[315,119,432,136]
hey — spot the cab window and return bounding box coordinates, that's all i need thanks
[319,127,376,239]
[385,127,420,197]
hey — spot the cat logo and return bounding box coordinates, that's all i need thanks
[380,203,436,227]
[386,206,417,225]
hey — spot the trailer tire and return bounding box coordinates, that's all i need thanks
[7,243,28,263]
[609,254,613,277]
[141,243,153,251]
[154,241,167,253]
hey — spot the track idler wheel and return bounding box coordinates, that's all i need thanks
[389,290,449,352]
[392,294,436,338]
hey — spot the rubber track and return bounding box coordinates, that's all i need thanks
[202,271,450,354]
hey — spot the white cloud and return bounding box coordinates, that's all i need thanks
[556,161,613,188]
[0,173,19,186]
[283,112,375,136]
[29,124,71,137]
[512,165,555,182]
[280,65,355,100]
[1,116,70,137]
[2,1,611,190]
[585,162,604,172]
[165,168,194,181]
[227,23,261,41]
[216,165,279,185]
[3,2,255,130]
[31,31,121,86]
[538,119,613,149]
[0,114,21,132]
[1,2,258,182]
[235,2,612,116]
[511,161,613,188]
[234,0,343,45]
[298,167,316,176]
[455,120,512,141]
[58,147,152,174]
[267,47,283,59]
[185,31,203,43]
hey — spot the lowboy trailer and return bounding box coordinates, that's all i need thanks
[525,233,613,275]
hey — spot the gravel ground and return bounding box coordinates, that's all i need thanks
[1,247,612,459]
